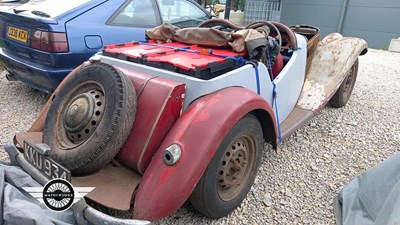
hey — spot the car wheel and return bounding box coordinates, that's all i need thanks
[43,63,137,175]
[329,58,359,108]
[189,114,263,218]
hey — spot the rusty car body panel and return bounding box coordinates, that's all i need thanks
[72,161,141,211]
[133,87,276,220]
[279,33,367,139]
[297,33,368,112]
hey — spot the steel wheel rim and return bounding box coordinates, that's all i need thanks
[217,134,256,202]
[55,81,106,150]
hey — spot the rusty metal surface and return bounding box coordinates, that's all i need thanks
[15,132,43,149]
[72,160,141,211]
[305,31,321,74]
[297,33,368,111]
[280,107,313,140]
[116,67,185,174]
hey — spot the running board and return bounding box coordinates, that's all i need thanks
[280,107,313,140]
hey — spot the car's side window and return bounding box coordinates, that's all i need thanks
[109,0,158,27]
[156,0,208,27]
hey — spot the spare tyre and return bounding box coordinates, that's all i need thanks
[43,63,137,175]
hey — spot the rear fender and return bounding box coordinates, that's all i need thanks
[297,33,368,113]
[133,87,276,220]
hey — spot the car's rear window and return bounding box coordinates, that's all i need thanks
[13,0,91,18]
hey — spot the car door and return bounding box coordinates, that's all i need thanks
[65,0,162,64]
[272,34,308,122]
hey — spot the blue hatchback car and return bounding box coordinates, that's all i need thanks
[0,0,211,93]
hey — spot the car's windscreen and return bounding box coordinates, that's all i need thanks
[13,0,90,18]
[157,0,208,27]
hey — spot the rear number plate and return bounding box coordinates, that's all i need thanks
[24,141,71,181]
[7,26,28,43]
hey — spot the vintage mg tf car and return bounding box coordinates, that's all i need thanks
[3,19,367,225]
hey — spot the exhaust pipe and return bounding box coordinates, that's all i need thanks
[5,73,17,81]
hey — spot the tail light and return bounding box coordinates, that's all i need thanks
[29,30,69,53]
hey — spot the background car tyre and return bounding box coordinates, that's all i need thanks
[43,63,137,175]
[189,114,264,218]
[329,58,359,108]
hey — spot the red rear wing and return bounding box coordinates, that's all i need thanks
[103,41,247,80]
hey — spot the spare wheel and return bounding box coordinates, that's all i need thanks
[43,63,137,175]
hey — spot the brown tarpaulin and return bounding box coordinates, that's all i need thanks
[146,23,270,61]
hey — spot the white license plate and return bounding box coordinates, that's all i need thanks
[24,141,71,181]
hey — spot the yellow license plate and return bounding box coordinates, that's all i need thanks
[7,26,28,43]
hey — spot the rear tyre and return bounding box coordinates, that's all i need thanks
[43,63,137,175]
[189,114,263,218]
[329,58,359,108]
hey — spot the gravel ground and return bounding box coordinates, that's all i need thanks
[0,49,399,224]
